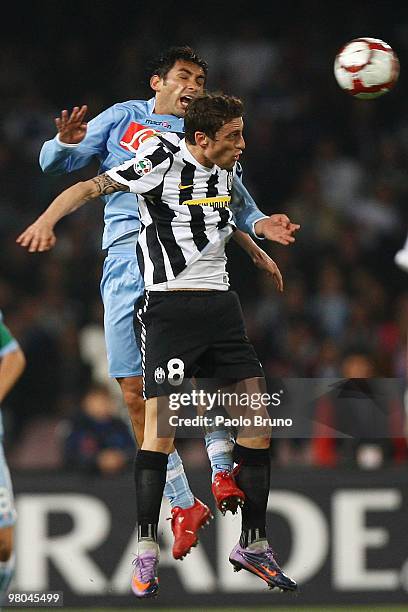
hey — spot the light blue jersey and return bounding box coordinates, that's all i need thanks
[39,98,265,250]
[39,98,266,378]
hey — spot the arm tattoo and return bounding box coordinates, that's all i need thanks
[91,173,130,195]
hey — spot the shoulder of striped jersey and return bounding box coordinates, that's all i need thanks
[156,132,182,154]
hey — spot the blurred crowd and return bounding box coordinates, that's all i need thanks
[0,2,407,470]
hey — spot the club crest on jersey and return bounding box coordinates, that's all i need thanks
[154,367,166,384]
[134,158,152,176]
[227,171,233,192]
[120,122,158,153]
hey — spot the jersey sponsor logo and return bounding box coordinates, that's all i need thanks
[120,122,158,153]
[134,158,153,176]
[178,183,194,190]
[182,195,231,209]
[145,119,172,128]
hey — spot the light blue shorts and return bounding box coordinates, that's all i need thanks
[100,244,144,378]
[0,443,16,529]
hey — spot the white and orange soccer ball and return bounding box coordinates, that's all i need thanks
[334,37,400,99]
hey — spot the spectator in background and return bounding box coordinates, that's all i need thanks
[3,297,62,443]
[63,383,134,477]
[347,181,400,251]
[311,350,407,468]
[313,137,365,213]
[309,261,350,339]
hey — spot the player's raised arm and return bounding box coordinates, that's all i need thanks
[39,104,118,175]
[55,105,88,145]
[16,174,129,253]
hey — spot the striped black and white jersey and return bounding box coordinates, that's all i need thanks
[106,133,237,291]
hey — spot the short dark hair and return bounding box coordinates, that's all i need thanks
[150,45,208,81]
[184,93,243,144]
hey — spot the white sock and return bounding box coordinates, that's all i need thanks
[247,539,268,551]
[138,539,159,556]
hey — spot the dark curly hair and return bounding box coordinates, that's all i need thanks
[149,45,208,81]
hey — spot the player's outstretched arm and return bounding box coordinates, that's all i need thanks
[39,105,118,175]
[16,174,129,253]
[230,176,265,236]
[232,231,283,292]
[254,216,300,245]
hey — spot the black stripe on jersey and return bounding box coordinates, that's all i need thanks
[179,160,195,204]
[217,207,230,230]
[181,161,210,252]
[206,170,229,229]
[116,144,170,181]
[136,241,145,280]
[190,206,210,251]
[206,171,219,198]
[145,198,187,277]
[144,222,168,285]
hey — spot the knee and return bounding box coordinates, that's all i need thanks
[118,377,145,420]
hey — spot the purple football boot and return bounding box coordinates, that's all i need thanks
[131,549,159,598]
[229,542,297,592]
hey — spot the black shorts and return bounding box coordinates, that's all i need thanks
[134,290,263,399]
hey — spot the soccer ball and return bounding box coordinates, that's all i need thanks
[334,37,399,99]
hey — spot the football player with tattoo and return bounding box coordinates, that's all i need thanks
[19,93,297,598]
[17,47,299,562]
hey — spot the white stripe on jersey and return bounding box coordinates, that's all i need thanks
[106,134,236,289]
[136,202,155,285]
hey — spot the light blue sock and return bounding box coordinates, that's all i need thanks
[0,552,14,596]
[163,450,195,510]
[205,430,234,482]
